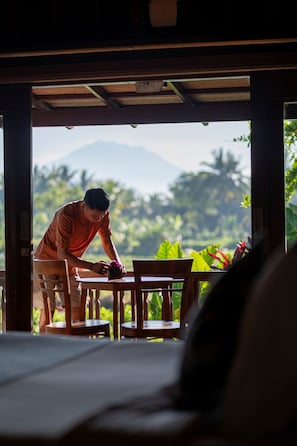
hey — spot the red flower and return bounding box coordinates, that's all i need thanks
[232,241,250,264]
[208,238,251,271]
[208,249,231,270]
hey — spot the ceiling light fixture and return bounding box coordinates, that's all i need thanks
[136,80,164,93]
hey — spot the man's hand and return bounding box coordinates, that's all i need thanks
[91,261,110,275]
[121,265,127,276]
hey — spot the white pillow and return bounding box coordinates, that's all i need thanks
[223,244,297,438]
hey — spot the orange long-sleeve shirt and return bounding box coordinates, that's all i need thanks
[34,200,111,273]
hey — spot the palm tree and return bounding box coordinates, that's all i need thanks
[78,169,94,190]
[170,148,250,237]
[201,148,249,190]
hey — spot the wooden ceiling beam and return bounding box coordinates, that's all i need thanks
[1,47,297,85]
[167,81,196,106]
[86,85,121,109]
[1,38,297,59]
[32,102,252,127]
[31,93,52,111]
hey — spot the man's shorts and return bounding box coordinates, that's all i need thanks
[33,261,81,311]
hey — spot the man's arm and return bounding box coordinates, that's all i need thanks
[101,235,121,263]
[101,235,126,274]
[57,247,109,274]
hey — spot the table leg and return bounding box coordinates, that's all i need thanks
[119,291,126,339]
[161,289,172,320]
[80,288,87,320]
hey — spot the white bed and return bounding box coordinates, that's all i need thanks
[1,332,296,446]
[0,332,197,445]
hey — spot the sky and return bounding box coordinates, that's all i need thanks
[31,121,251,174]
[0,121,251,194]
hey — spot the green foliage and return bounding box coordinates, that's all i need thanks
[286,203,297,248]
[149,292,163,320]
[168,154,250,238]
[241,194,251,208]
[150,240,220,318]
[155,240,184,259]
[190,245,217,271]
[16,144,253,266]
[32,309,40,333]
[282,120,297,204]
[234,119,297,246]
[155,239,217,269]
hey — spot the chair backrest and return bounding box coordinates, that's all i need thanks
[34,259,72,331]
[132,258,193,333]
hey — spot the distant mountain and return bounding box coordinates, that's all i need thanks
[50,141,183,195]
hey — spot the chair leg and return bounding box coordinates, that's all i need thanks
[105,325,110,338]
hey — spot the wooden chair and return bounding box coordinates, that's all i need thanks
[121,258,193,340]
[34,259,110,338]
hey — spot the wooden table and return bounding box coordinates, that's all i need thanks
[78,275,176,340]
[78,270,225,340]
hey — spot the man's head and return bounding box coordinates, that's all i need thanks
[84,188,110,211]
[83,188,110,223]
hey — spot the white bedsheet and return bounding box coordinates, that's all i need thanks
[0,332,185,445]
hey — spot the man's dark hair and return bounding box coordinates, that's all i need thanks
[83,188,110,211]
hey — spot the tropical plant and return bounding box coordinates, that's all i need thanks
[169,149,250,239]
[236,119,297,246]
[151,240,217,319]
[208,238,251,270]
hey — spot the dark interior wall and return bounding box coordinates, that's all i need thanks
[0,1,295,53]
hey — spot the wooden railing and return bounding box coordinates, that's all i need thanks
[190,270,226,302]
[180,270,226,320]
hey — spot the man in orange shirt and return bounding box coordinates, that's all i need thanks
[33,187,125,333]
